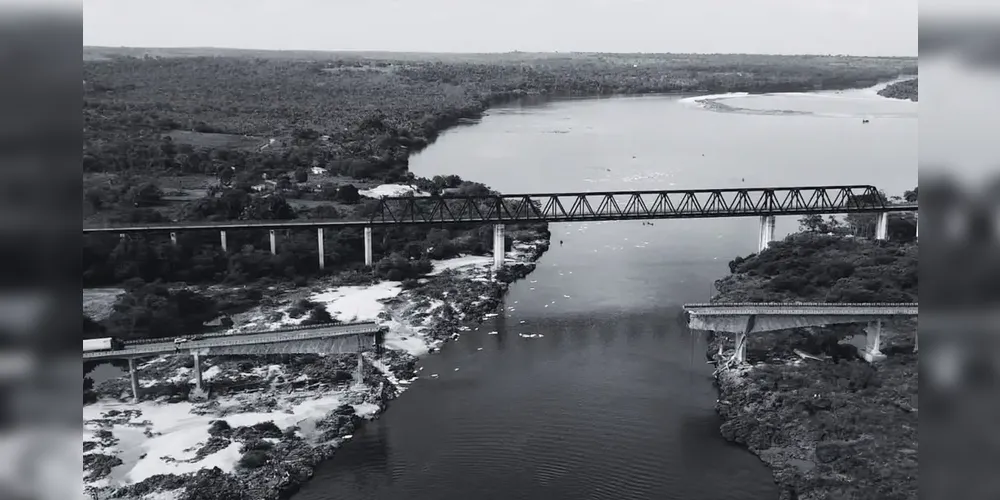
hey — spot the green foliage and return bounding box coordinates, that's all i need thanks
[237,450,269,469]
[102,281,219,340]
[877,78,918,101]
[724,233,917,302]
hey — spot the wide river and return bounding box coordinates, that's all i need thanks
[297,84,917,500]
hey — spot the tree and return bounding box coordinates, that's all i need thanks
[903,187,918,203]
[798,215,843,234]
[127,183,163,208]
[294,168,308,183]
[337,184,361,204]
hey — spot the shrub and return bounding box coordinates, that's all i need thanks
[237,450,269,469]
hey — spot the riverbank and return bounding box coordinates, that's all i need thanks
[82,230,549,500]
[705,232,918,500]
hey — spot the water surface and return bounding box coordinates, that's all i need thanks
[297,85,916,500]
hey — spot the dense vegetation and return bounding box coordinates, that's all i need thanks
[82,51,914,289]
[877,78,918,101]
[713,207,918,500]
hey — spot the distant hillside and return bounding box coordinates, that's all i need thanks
[877,78,918,101]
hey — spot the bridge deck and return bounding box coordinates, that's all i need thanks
[82,322,381,361]
[684,302,919,316]
[82,186,918,233]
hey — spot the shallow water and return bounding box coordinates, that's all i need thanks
[296,85,916,500]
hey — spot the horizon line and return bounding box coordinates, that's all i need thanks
[83,45,918,59]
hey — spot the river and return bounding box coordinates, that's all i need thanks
[296,85,917,500]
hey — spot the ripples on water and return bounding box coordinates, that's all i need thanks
[296,86,916,500]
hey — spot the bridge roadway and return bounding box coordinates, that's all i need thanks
[81,185,918,233]
[82,322,382,361]
[683,302,919,363]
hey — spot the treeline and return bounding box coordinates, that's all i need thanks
[877,78,918,101]
[83,55,915,183]
[726,232,917,302]
[82,282,338,345]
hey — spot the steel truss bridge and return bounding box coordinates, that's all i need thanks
[82,185,917,234]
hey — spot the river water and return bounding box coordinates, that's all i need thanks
[297,85,916,500]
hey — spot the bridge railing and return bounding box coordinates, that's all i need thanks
[121,321,383,346]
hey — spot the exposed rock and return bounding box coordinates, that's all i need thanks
[83,453,123,481]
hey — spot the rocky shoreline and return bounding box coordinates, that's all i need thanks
[705,248,918,499]
[83,228,550,500]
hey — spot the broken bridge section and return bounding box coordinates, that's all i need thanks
[683,302,918,364]
[87,323,384,403]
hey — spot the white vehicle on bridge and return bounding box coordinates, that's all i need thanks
[83,337,125,352]
[173,337,190,345]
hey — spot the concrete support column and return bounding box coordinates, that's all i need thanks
[170,232,178,246]
[758,216,775,253]
[119,233,126,242]
[364,226,373,267]
[356,351,364,385]
[875,212,889,241]
[269,230,277,255]
[913,330,918,353]
[193,352,204,392]
[862,320,887,362]
[353,335,365,388]
[128,358,139,404]
[734,332,747,363]
[317,228,325,270]
[220,230,228,252]
[493,224,506,270]
[915,214,919,240]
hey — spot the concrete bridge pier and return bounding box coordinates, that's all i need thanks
[758,216,775,253]
[128,358,139,404]
[269,230,277,255]
[220,230,228,252]
[875,212,889,241]
[861,320,887,362]
[189,351,209,401]
[355,354,364,386]
[364,227,373,267]
[732,314,754,364]
[734,331,747,363]
[493,224,506,270]
[317,228,325,270]
[193,352,204,391]
[170,232,177,246]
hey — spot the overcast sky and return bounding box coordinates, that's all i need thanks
[83,0,917,56]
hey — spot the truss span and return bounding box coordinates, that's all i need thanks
[81,185,917,233]
[368,186,916,225]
